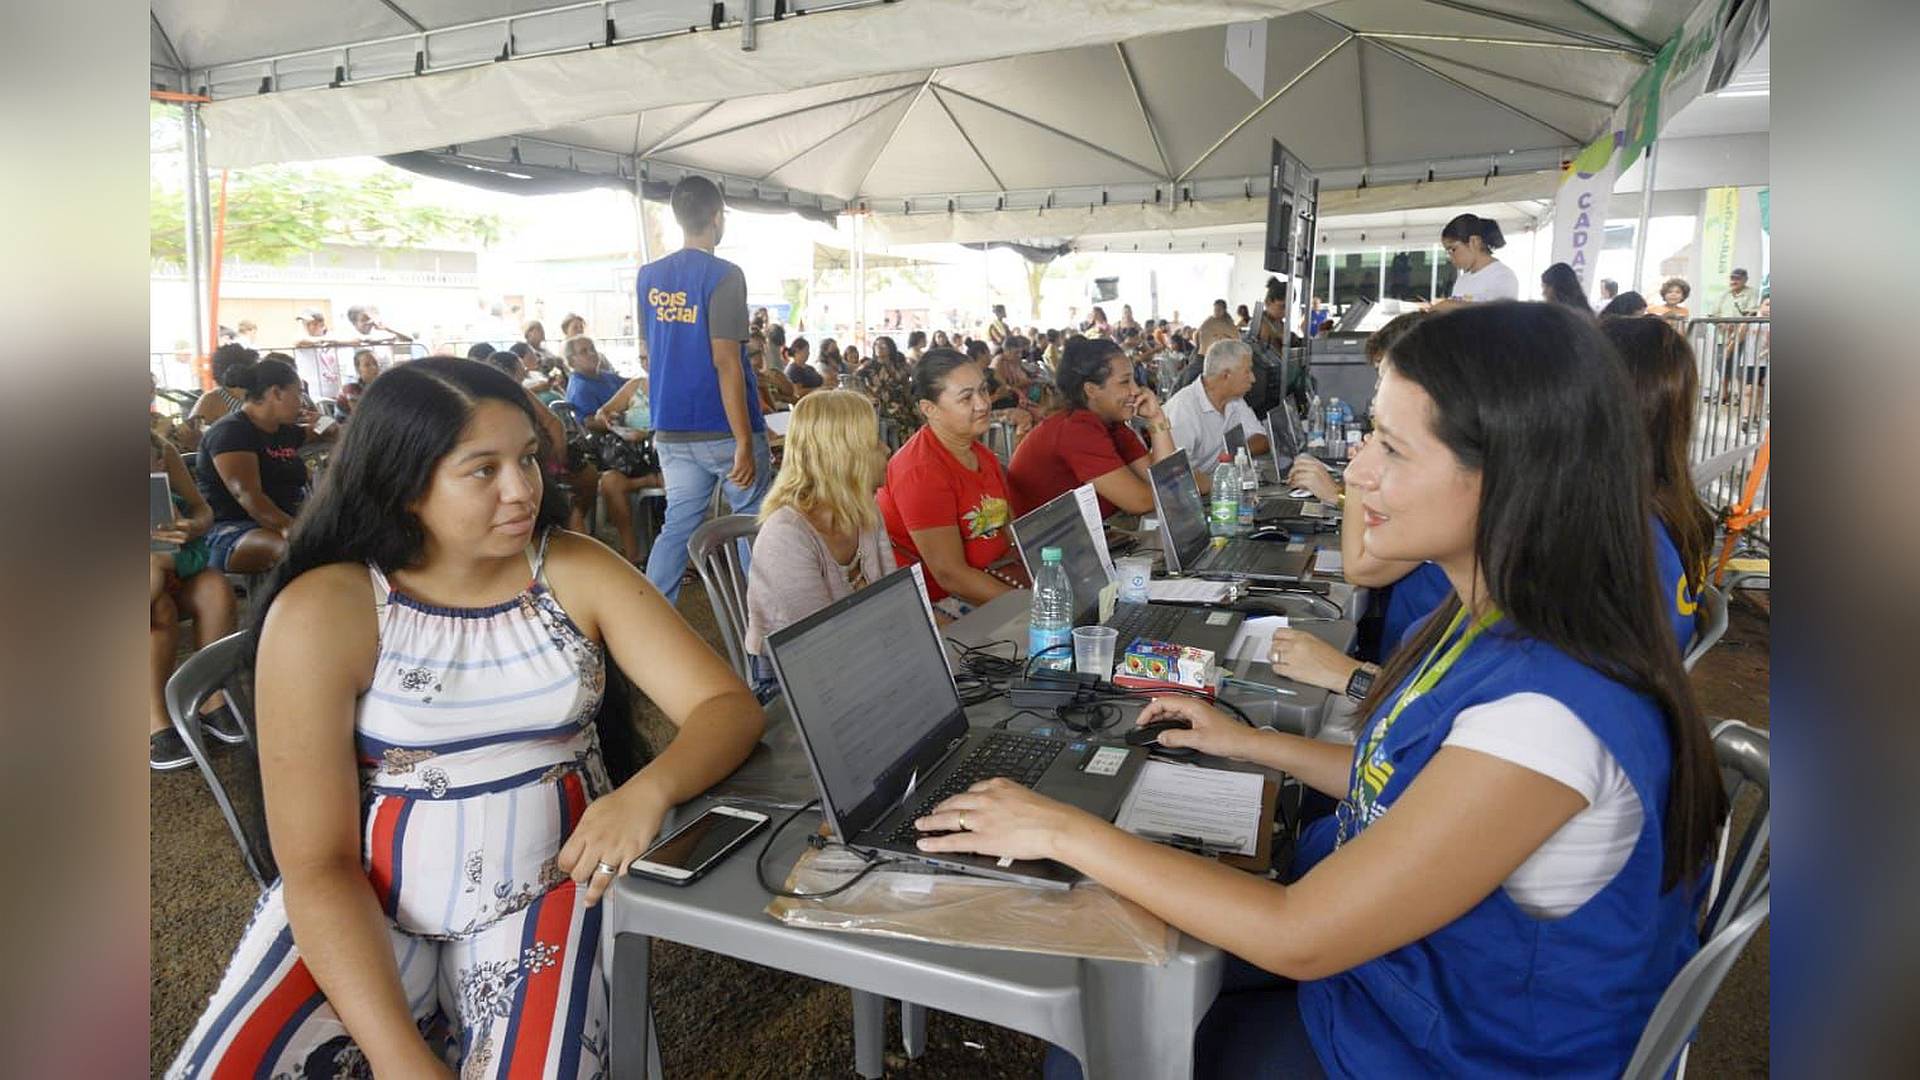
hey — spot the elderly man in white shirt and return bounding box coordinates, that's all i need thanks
[1163,338,1270,494]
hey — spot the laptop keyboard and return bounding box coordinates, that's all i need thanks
[883,732,1064,842]
[1205,542,1281,574]
[1107,603,1187,649]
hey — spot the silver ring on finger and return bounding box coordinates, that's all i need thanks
[594,861,619,876]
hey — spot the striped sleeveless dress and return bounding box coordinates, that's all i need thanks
[169,530,613,1078]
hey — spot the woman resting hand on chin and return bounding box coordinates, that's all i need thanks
[915,303,1726,1078]
[168,358,764,1079]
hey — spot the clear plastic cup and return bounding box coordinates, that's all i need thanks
[1073,626,1120,679]
[1115,555,1154,604]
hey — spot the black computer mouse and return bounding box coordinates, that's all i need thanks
[1125,718,1198,758]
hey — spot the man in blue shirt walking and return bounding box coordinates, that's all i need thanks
[638,175,770,602]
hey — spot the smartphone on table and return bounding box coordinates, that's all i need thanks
[628,804,770,885]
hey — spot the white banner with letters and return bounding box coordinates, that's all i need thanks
[1549,133,1620,302]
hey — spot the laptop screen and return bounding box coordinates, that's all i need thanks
[766,566,970,839]
[1148,450,1211,570]
[1010,490,1110,626]
[1224,423,1247,457]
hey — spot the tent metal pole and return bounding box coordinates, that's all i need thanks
[1632,138,1659,293]
[929,86,1005,193]
[1176,36,1352,184]
[1114,42,1173,182]
[639,102,723,159]
[633,169,652,265]
[852,71,940,198]
[181,103,206,369]
[1415,0,1655,58]
[1355,30,1636,56]
[654,83,923,156]
[853,214,867,349]
[757,86,918,182]
[1347,32,1585,145]
[1383,41,1619,109]
[935,85,1164,181]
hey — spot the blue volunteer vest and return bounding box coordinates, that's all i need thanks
[637,249,764,435]
[1378,562,1452,656]
[1653,521,1700,650]
[1291,625,1699,1077]
[1381,520,1697,661]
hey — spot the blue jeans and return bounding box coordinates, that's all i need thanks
[643,433,772,603]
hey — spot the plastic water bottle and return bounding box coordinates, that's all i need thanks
[1028,546,1075,671]
[1325,399,1343,451]
[1210,452,1241,537]
[1235,447,1258,531]
[1306,395,1326,452]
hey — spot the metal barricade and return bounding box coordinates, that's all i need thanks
[1683,317,1770,543]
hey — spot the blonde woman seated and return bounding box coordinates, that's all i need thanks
[744,390,895,692]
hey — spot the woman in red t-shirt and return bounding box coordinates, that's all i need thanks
[877,348,1029,608]
[1007,336,1179,518]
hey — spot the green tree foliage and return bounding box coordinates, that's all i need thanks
[150,103,500,268]
[150,167,501,268]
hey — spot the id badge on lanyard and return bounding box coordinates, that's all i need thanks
[1335,605,1500,847]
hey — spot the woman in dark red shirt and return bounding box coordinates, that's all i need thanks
[1007,336,1178,517]
[877,349,1028,609]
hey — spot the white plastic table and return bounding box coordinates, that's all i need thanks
[603,592,1237,1078]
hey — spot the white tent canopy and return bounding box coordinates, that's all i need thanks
[154,0,1694,241]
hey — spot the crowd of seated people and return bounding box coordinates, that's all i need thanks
[154,180,1757,1078]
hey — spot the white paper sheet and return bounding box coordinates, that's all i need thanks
[1072,483,1116,580]
[1114,761,1265,856]
[763,410,793,435]
[1224,615,1291,674]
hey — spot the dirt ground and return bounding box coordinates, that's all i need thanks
[150,587,1769,1077]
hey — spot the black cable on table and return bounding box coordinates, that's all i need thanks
[753,799,900,901]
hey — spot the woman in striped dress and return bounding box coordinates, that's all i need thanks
[168,358,765,1078]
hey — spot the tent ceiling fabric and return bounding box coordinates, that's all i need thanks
[868,170,1560,247]
[165,0,1694,240]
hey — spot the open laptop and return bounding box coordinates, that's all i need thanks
[1010,489,1245,657]
[1254,411,1336,526]
[1147,451,1315,582]
[767,566,1147,889]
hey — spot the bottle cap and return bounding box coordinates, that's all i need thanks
[1041,546,1063,562]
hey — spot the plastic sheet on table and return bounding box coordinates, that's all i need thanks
[765,845,1175,965]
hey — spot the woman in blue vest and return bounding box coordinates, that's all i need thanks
[1281,312,1708,706]
[914,302,1728,1077]
[1602,315,1714,647]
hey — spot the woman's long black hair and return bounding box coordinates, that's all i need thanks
[1600,316,1715,595]
[251,357,644,782]
[1361,303,1724,891]
[1540,262,1592,315]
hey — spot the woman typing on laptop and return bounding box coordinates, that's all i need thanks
[912,304,1726,1077]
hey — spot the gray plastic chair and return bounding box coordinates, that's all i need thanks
[683,514,928,1074]
[164,630,277,889]
[985,419,1016,465]
[687,514,760,685]
[1622,720,1770,1080]
[1683,584,1729,672]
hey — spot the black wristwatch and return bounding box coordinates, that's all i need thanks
[1344,664,1377,702]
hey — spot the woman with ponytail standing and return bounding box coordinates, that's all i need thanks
[1429,213,1519,310]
